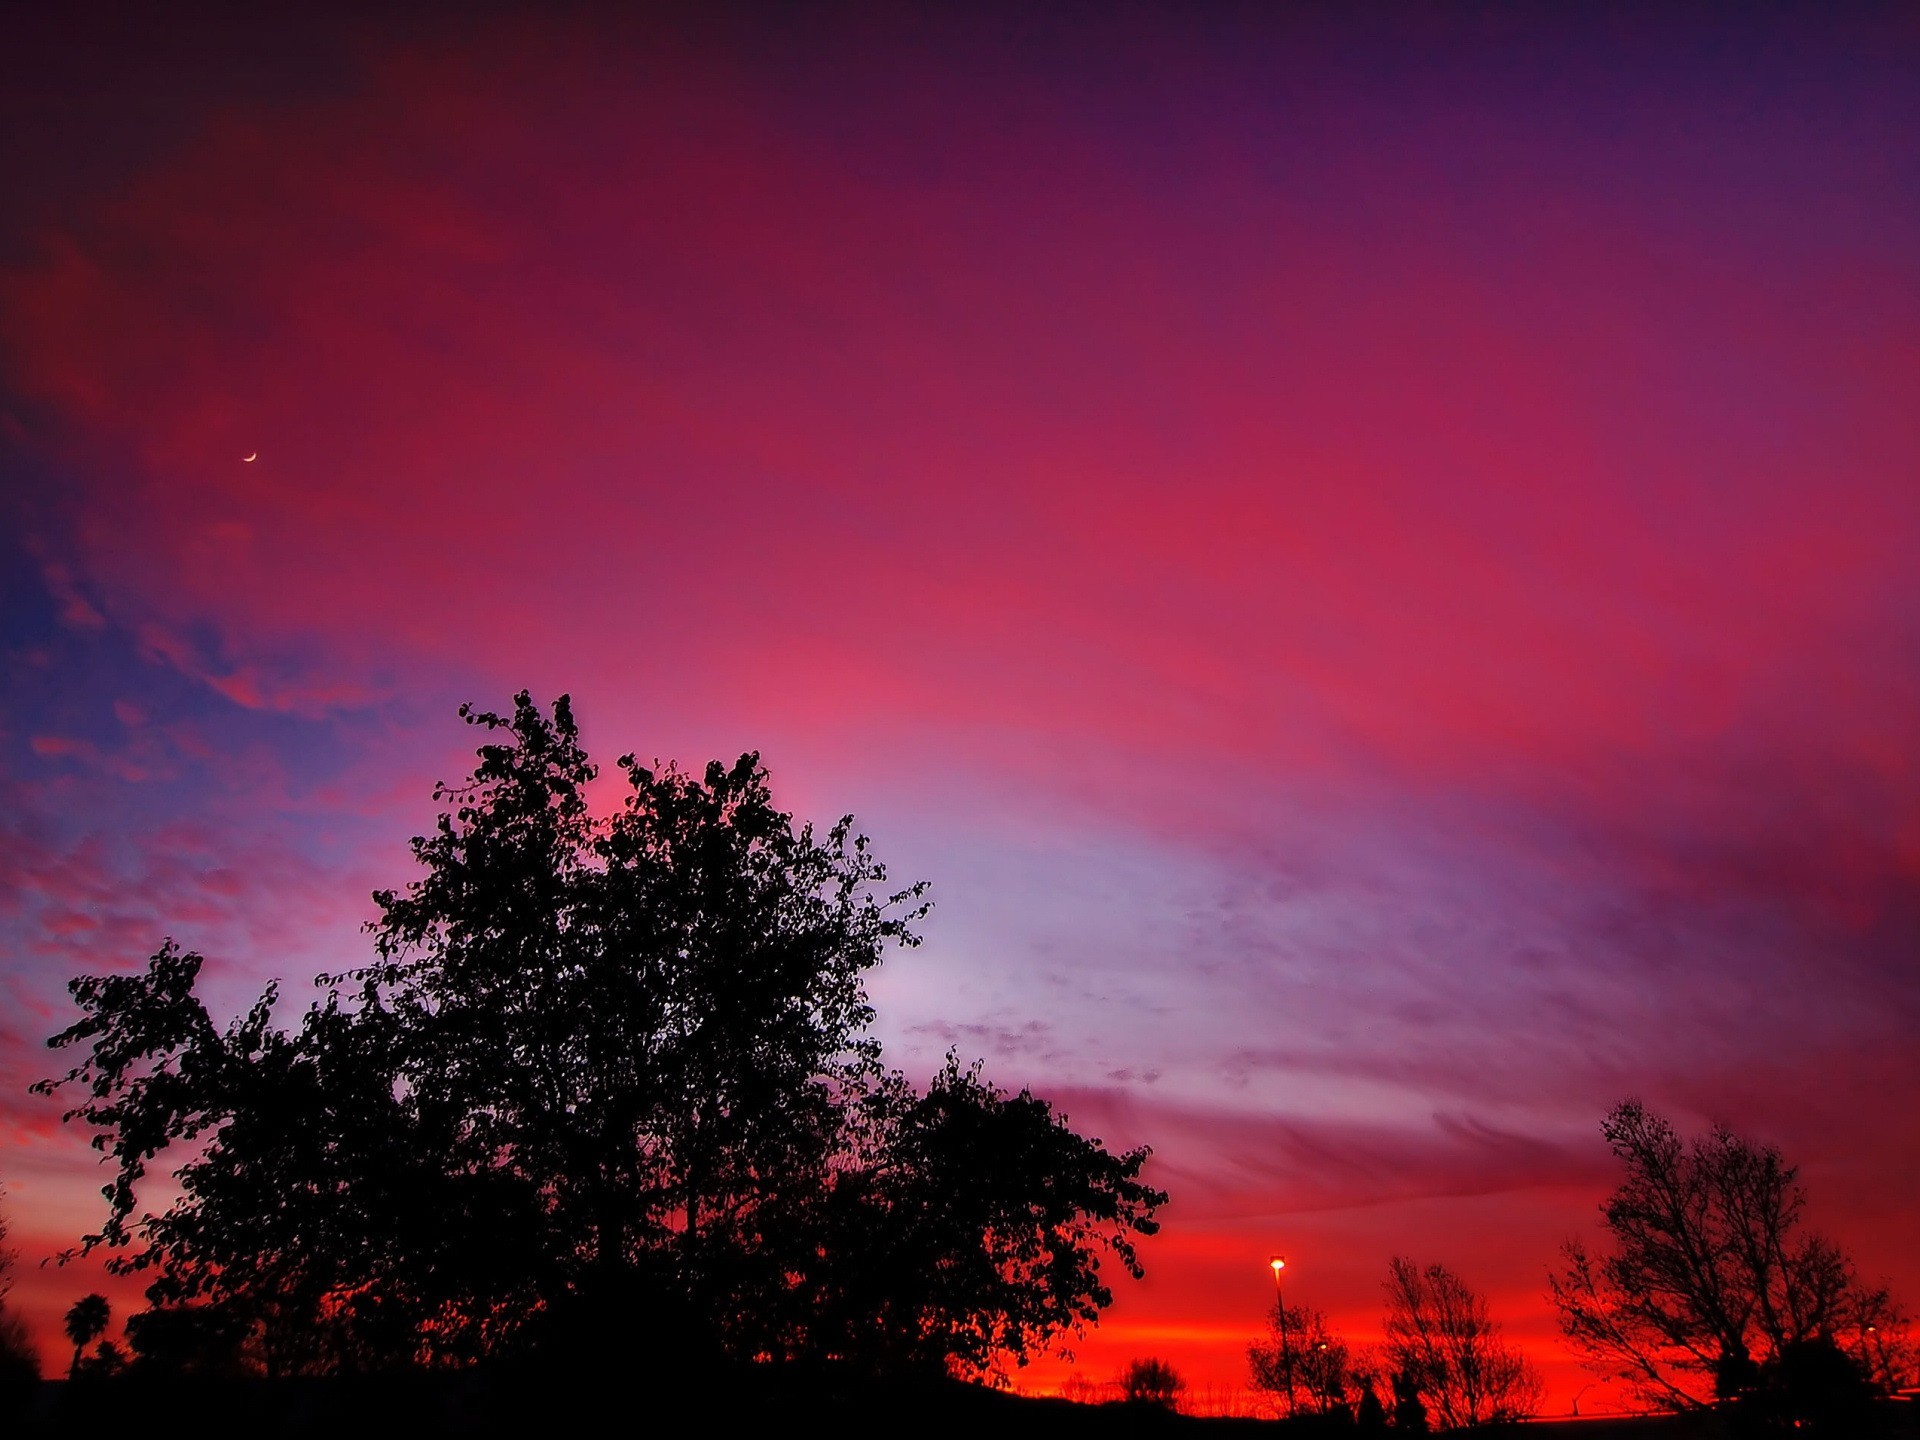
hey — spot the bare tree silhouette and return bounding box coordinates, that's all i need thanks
[1550,1100,1907,1414]
[1250,1302,1352,1417]
[1383,1257,1541,1428]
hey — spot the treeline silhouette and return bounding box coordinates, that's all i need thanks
[14,694,1916,1436]
[1215,1102,1912,1436]
[1243,1257,1539,1430]
[27,693,1164,1416]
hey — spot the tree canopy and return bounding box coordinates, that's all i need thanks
[38,692,1165,1382]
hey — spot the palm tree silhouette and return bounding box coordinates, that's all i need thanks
[64,1294,110,1379]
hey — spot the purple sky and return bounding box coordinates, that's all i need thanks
[3,2,1918,1407]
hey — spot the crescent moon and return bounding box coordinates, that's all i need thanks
[242,453,258,462]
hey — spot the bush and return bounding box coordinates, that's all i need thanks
[1121,1356,1185,1410]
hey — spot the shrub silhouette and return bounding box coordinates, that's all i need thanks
[124,1304,252,1378]
[1761,1335,1876,1434]
[1389,1368,1429,1432]
[1121,1356,1184,1409]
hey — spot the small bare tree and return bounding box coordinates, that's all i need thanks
[1058,1372,1112,1406]
[1250,1303,1351,1417]
[1383,1258,1542,1429]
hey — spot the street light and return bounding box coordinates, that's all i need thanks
[1268,1255,1295,1416]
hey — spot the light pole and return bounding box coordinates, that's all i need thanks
[1269,1255,1295,1417]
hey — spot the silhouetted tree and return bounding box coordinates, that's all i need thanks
[1353,1368,1388,1432]
[35,941,530,1374]
[64,1294,109,1379]
[1389,1368,1428,1431]
[1121,1356,1184,1410]
[1847,1289,1918,1396]
[1251,1303,1350,1417]
[0,1192,40,1405]
[75,1340,127,1381]
[1383,1258,1540,1429]
[355,694,943,1366]
[803,1058,1163,1379]
[1761,1336,1877,1433]
[1301,1330,1354,1418]
[0,1312,32,1412]
[38,693,1163,1382]
[1549,1101,1905,1413]
[123,1304,252,1377]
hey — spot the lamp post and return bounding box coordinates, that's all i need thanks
[1269,1255,1295,1416]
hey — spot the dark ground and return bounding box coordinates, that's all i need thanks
[8,1375,1917,1437]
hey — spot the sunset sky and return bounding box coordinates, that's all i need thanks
[3,2,1918,1411]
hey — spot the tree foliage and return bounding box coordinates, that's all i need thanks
[1382,1257,1541,1430]
[808,1059,1162,1377]
[36,692,1164,1383]
[1549,1101,1906,1413]
[36,941,514,1374]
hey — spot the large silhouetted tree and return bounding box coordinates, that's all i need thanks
[1550,1100,1906,1415]
[38,692,1163,1382]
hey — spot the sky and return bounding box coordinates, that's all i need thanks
[2,0,1918,1411]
